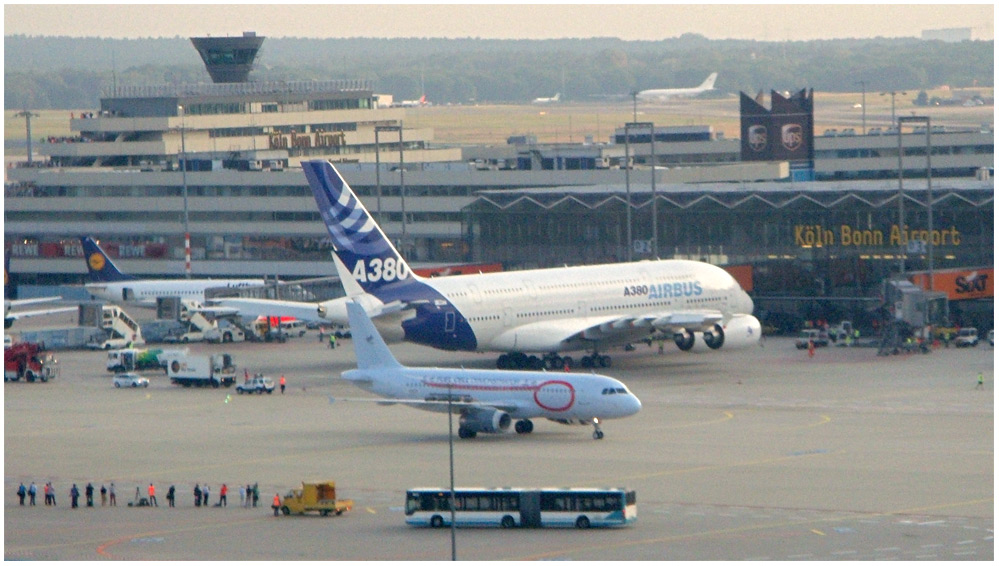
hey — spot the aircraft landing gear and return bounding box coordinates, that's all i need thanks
[580,353,611,369]
[515,419,534,434]
[591,417,604,440]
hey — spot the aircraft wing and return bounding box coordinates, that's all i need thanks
[6,297,62,308]
[493,310,726,350]
[212,298,324,322]
[329,395,520,414]
[5,306,77,327]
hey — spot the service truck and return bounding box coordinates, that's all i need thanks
[166,353,237,388]
[106,347,188,373]
[278,481,353,517]
[5,342,59,382]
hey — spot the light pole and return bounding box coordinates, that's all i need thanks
[630,91,639,123]
[178,105,191,279]
[880,90,907,127]
[623,126,632,262]
[447,385,457,561]
[898,115,933,291]
[894,114,905,276]
[627,122,656,256]
[854,80,866,134]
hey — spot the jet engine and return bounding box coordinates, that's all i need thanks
[459,409,512,434]
[674,330,695,351]
[713,314,762,349]
[703,323,725,350]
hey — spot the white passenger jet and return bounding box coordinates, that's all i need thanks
[339,301,641,439]
[80,237,265,307]
[393,94,428,108]
[636,72,718,102]
[532,93,561,104]
[297,160,761,370]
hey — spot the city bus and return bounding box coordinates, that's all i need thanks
[404,487,636,528]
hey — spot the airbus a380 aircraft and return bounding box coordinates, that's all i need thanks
[636,72,718,102]
[80,237,265,307]
[339,301,641,439]
[300,160,761,370]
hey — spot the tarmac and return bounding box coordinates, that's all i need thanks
[4,317,994,560]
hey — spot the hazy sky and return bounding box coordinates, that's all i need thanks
[4,3,994,42]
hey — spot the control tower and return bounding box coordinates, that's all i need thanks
[190,31,265,83]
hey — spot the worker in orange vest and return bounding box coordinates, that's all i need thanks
[279,375,286,394]
[148,483,158,507]
[273,493,281,516]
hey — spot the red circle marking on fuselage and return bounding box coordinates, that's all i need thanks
[533,380,575,412]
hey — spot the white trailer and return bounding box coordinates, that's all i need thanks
[166,353,237,388]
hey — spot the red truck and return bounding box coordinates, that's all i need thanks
[4,342,59,382]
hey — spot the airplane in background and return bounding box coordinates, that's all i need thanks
[80,237,265,308]
[636,72,718,102]
[4,255,76,328]
[532,93,561,104]
[337,300,641,440]
[393,94,428,108]
[300,160,761,370]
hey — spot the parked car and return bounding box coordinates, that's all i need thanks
[988,329,994,347]
[113,373,150,388]
[955,328,979,348]
[795,329,829,349]
[236,375,275,394]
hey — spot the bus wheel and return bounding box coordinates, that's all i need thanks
[431,515,444,528]
[575,516,590,529]
[501,515,516,528]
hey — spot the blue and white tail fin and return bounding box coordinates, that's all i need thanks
[303,160,424,299]
[346,300,403,370]
[80,236,136,283]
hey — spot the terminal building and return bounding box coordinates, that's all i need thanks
[4,34,994,329]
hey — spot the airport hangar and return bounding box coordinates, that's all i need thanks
[4,35,994,330]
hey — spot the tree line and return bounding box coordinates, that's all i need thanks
[4,34,993,110]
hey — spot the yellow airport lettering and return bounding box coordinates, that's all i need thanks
[840,225,883,247]
[794,225,833,247]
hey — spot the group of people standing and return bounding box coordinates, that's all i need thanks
[15,481,261,509]
[18,481,117,508]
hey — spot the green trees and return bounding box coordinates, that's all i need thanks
[4,35,993,109]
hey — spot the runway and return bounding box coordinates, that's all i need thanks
[4,328,993,560]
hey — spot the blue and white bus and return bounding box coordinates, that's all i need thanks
[405,487,637,528]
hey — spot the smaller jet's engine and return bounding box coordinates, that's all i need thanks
[460,410,512,434]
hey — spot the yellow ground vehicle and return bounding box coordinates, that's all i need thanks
[279,481,353,517]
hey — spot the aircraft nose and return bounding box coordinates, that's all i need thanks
[625,394,642,415]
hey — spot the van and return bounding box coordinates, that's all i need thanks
[278,320,307,338]
[955,328,979,348]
